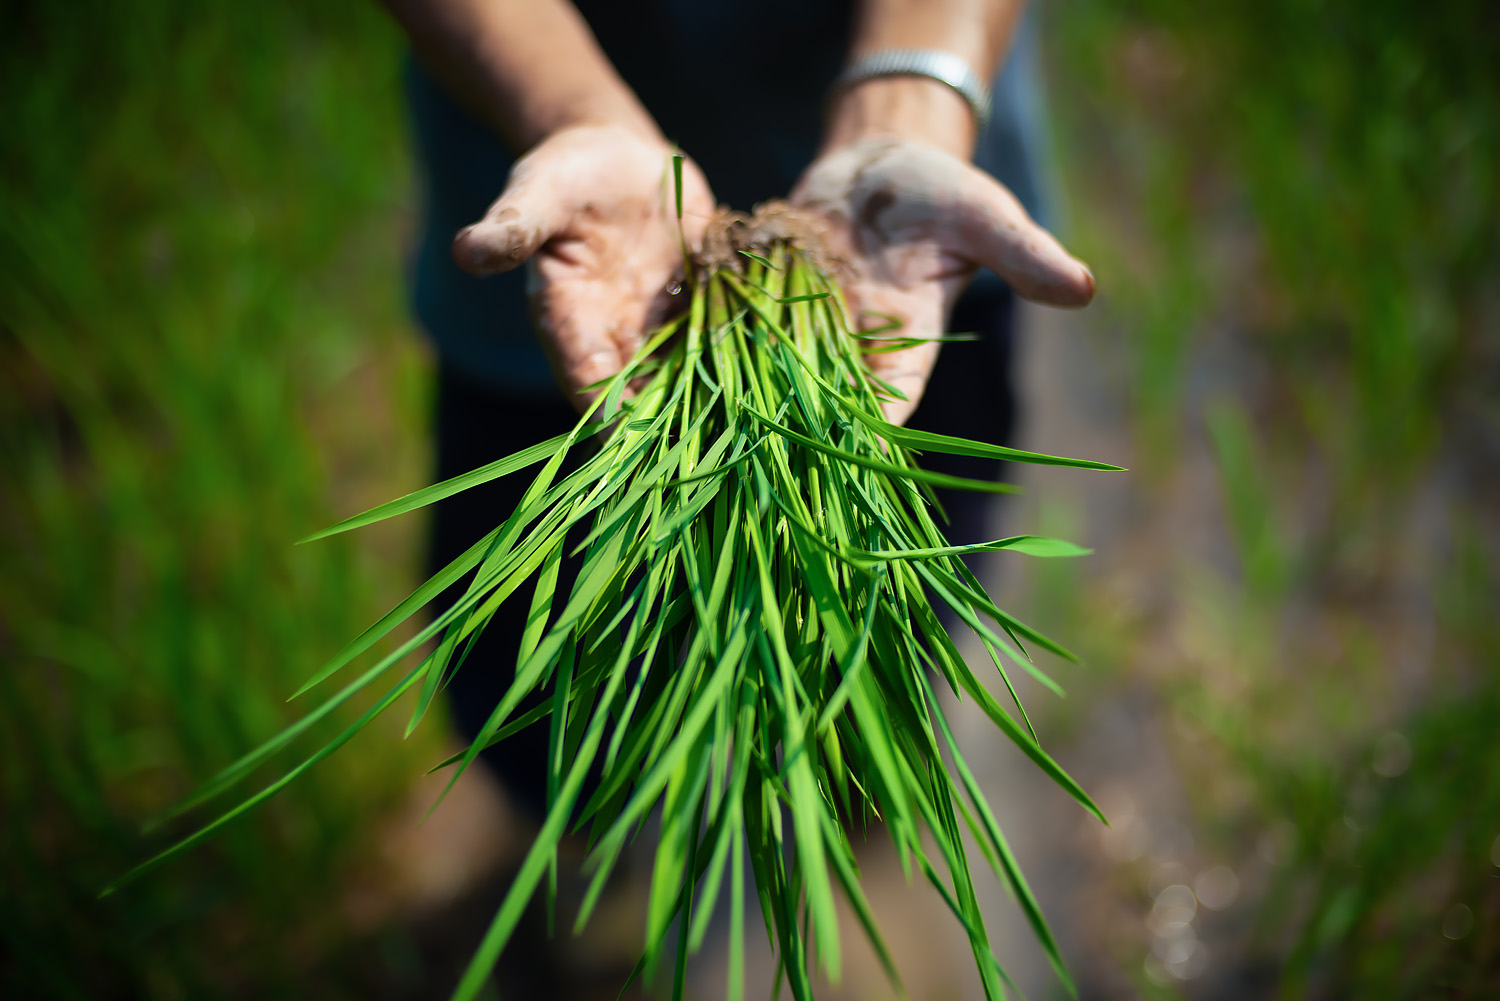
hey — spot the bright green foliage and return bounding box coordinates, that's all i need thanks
[114,242,1119,1000]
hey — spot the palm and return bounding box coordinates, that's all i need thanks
[454,125,715,406]
[792,139,1093,424]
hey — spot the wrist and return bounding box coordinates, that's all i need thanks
[820,76,976,160]
[515,89,663,151]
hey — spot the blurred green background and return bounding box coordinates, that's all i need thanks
[1,0,1495,999]
[1,2,439,998]
[1017,0,1499,997]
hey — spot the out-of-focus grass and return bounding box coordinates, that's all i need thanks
[1,1,434,997]
[1036,0,1500,995]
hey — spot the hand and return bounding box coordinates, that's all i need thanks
[791,137,1095,425]
[452,124,715,409]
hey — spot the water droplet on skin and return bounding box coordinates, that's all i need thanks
[666,280,683,295]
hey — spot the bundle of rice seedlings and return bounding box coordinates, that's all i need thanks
[109,179,1120,1000]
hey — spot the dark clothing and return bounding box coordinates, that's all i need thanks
[426,370,583,819]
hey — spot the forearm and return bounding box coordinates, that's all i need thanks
[823,0,1024,158]
[380,0,660,150]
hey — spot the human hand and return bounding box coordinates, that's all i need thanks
[452,123,714,409]
[791,137,1094,425]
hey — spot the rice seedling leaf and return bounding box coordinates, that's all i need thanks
[857,534,1092,561]
[738,249,777,269]
[842,407,1126,471]
[745,406,1020,495]
[298,433,573,543]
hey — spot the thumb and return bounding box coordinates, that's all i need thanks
[954,175,1095,308]
[451,165,567,277]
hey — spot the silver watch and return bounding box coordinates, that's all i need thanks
[832,49,993,131]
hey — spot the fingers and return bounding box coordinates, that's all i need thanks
[530,246,675,412]
[451,162,567,277]
[867,339,940,426]
[531,285,637,412]
[847,283,945,427]
[797,140,1094,308]
[953,177,1095,307]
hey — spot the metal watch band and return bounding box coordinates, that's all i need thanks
[832,49,993,132]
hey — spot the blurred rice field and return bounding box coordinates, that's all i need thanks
[2,1,1497,999]
[994,1,1500,996]
[1,2,439,998]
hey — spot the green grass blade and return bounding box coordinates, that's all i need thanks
[841,406,1126,471]
[298,433,573,543]
[745,405,1020,495]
